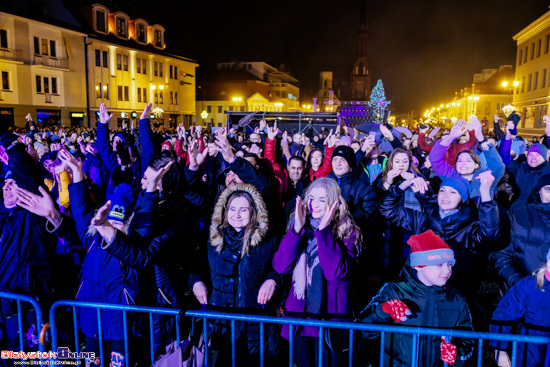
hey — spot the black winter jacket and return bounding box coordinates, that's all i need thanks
[360,266,474,367]
[327,171,377,228]
[380,186,500,293]
[491,192,550,287]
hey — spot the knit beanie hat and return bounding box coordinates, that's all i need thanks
[440,177,470,203]
[161,141,173,150]
[528,143,548,160]
[511,140,526,156]
[408,230,456,267]
[106,183,135,222]
[331,146,356,170]
[507,112,521,136]
[536,174,550,192]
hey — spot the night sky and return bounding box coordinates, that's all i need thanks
[132,0,549,113]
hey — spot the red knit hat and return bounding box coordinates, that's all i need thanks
[161,141,173,150]
[408,230,455,266]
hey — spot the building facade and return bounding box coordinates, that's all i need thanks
[0,0,198,129]
[513,10,550,130]
[424,65,513,128]
[0,11,87,127]
[196,62,299,126]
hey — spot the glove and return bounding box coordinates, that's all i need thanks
[440,337,457,365]
[381,300,412,322]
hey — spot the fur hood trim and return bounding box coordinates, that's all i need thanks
[210,183,269,255]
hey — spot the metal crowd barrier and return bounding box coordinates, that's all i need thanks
[186,309,550,367]
[49,300,182,367]
[0,291,46,354]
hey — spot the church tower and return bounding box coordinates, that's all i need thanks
[351,0,371,100]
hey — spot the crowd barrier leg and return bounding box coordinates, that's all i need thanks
[0,292,45,355]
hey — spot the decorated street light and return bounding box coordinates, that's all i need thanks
[152,106,164,119]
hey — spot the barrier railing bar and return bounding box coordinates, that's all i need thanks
[17,299,24,355]
[477,338,483,366]
[318,326,323,367]
[176,312,182,345]
[348,329,354,367]
[260,322,265,367]
[411,333,418,367]
[123,310,129,367]
[149,312,154,366]
[203,316,208,367]
[185,310,550,344]
[97,308,104,367]
[288,324,294,367]
[511,341,517,367]
[379,331,385,366]
[72,306,79,355]
[231,319,236,367]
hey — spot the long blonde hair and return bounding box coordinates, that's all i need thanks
[534,265,548,291]
[290,177,362,250]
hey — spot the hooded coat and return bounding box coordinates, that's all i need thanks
[491,190,550,287]
[189,183,282,355]
[359,266,474,367]
[489,274,550,367]
[49,179,139,340]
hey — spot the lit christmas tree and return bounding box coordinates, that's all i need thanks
[368,79,391,124]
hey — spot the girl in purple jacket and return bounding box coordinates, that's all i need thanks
[273,177,362,367]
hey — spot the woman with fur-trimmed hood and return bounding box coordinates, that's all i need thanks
[189,183,282,365]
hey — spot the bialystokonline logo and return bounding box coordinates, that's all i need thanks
[1,347,95,360]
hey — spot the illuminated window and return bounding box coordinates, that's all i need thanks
[96,11,106,32]
[137,24,146,43]
[1,71,9,90]
[116,17,127,38]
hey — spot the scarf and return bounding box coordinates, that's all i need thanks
[292,217,324,316]
[222,226,244,254]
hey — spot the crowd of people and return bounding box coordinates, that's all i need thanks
[0,104,549,367]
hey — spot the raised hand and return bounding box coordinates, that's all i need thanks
[193,281,208,305]
[544,115,550,137]
[449,119,466,140]
[379,125,394,141]
[215,134,235,163]
[259,118,267,132]
[25,113,32,121]
[147,160,174,193]
[177,124,186,139]
[14,186,58,220]
[361,135,376,152]
[440,337,457,365]
[188,140,208,170]
[381,300,412,322]
[0,145,8,165]
[91,200,111,227]
[140,103,152,121]
[98,103,113,125]
[294,196,306,233]
[267,122,278,140]
[467,116,484,141]
[257,279,276,305]
[318,201,338,231]
[410,177,429,194]
[195,125,203,138]
[281,131,288,144]
[493,114,501,123]
[58,149,84,183]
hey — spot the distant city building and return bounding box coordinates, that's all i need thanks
[425,65,513,127]
[196,62,299,126]
[0,0,198,128]
[513,9,550,130]
[334,0,371,101]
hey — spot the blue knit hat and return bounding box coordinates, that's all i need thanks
[511,140,526,156]
[528,143,548,160]
[440,177,470,203]
[106,184,135,222]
